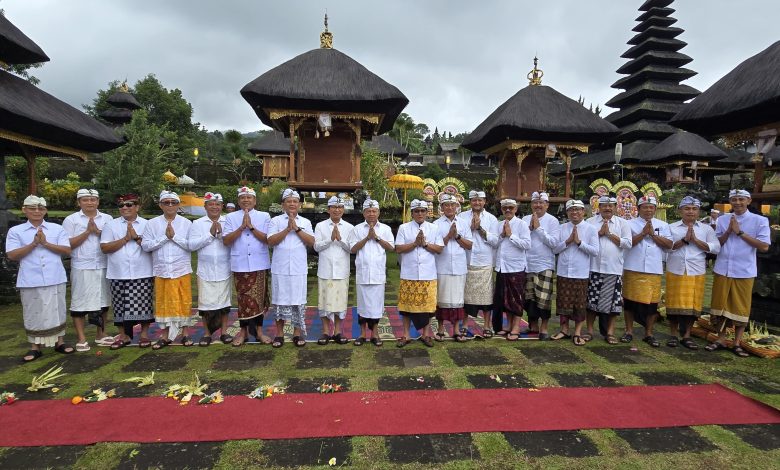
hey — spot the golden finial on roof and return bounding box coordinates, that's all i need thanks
[119,81,130,93]
[527,56,543,86]
[320,12,333,49]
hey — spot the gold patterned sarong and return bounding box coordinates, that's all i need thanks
[154,275,193,327]
[665,272,705,317]
[710,274,753,326]
[622,270,662,305]
[397,280,437,313]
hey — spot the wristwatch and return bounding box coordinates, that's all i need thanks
[295,227,303,233]
[456,234,462,240]
[249,227,255,232]
[736,231,744,237]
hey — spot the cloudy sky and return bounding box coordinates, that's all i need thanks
[4,0,777,135]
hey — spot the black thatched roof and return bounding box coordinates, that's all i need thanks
[0,13,49,65]
[622,37,686,59]
[632,15,677,32]
[241,48,408,135]
[637,7,675,23]
[98,108,134,125]
[365,134,409,157]
[639,0,674,11]
[461,85,619,152]
[248,130,290,155]
[0,70,124,156]
[671,40,780,137]
[106,90,141,110]
[641,131,727,163]
[570,140,658,171]
[612,65,696,90]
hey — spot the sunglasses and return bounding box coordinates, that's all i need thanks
[161,201,179,206]
[118,202,136,208]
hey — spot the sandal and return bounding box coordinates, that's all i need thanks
[199,336,213,347]
[506,333,520,342]
[152,339,171,350]
[23,350,43,362]
[572,335,586,346]
[704,341,727,352]
[453,333,468,343]
[180,336,194,347]
[434,332,446,342]
[95,336,115,346]
[272,336,284,348]
[110,339,131,350]
[496,330,510,337]
[605,335,619,345]
[681,338,699,350]
[292,336,306,347]
[219,334,234,344]
[396,337,411,348]
[332,334,349,345]
[139,338,152,348]
[581,334,593,343]
[620,333,633,343]
[732,346,750,358]
[551,332,571,341]
[370,337,383,347]
[642,336,660,348]
[482,329,494,338]
[76,342,91,352]
[317,334,330,346]
[538,333,549,341]
[353,337,366,346]
[55,343,75,354]
[666,336,679,348]
[420,336,434,348]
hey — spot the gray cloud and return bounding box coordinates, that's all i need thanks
[5,0,776,135]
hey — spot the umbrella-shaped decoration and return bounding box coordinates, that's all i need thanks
[177,174,195,186]
[388,173,424,222]
[162,170,178,184]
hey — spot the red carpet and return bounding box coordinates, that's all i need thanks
[1,384,777,446]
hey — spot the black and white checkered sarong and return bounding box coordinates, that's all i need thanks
[524,269,554,311]
[110,278,155,324]
[586,272,623,314]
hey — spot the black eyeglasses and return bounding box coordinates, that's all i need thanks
[118,202,136,208]
[160,201,179,206]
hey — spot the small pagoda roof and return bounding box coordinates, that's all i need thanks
[641,131,727,163]
[628,26,683,46]
[605,82,699,108]
[106,90,141,110]
[636,7,675,22]
[248,130,290,155]
[565,140,658,171]
[0,70,124,158]
[616,50,692,74]
[365,134,409,157]
[437,142,461,152]
[632,15,677,32]
[612,120,679,142]
[622,37,687,59]
[671,40,780,137]
[0,13,49,65]
[605,100,686,128]
[241,22,408,136]
[462,59,619,153]
[611,65,697,89]
[639,0,674,11]
[98,108,134,125]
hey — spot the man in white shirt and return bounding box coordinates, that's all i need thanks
[6,195,74,361]
[433,194,473,342]
[222,186,272,346]
[666,196,720,349]
[347,198,395,346]
[142,191,193,349]
[314,196,354,345]
[188,192,233,346]
[622,196,673,347]
[266,189,315,348]
[706,189,771,357]
[521,191,559,340]
[552,200,599,345]
[395,199,444,347]
[493,198,532,341]
[100,193,154,349]
[62,189,114,351]
[585,195,632,344]
[457,190,499,338]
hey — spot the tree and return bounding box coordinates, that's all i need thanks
[360,146,399,207]
[223,129,257,183]
[95,110,178,209]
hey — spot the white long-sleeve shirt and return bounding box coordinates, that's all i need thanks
[5,221,69,288]
[456,209,499,267]
[667,220,720,276]
[347,221,394,284]
[314,218,354,280]
[61,210,113,270]
[554,221,599,279]
[624,217,673,275]
[188,215,232,282]
[396,220,443,281]
[494,216,532,273]
[101,216,153,280]
[521,212,560,273]
[222,209,271,272]
[586,214,632,275]
[267,213,313,276]
[434,215,472,276]
[714,211,771,278]
[141,214,193,279]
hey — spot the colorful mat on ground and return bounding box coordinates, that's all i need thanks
[1,384,778,446]
[129,307,531,343]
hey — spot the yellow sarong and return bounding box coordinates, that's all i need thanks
[155,274,193,326]
[622,270,661,304]
[397,280,437,313]
[665,272,705,317]
[710,274,753,326]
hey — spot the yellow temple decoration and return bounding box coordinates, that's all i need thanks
[162,170,178,183]
[527,56,543,86]
[320,13,333,49]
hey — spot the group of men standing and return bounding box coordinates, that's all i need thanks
[5,185,770,362]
